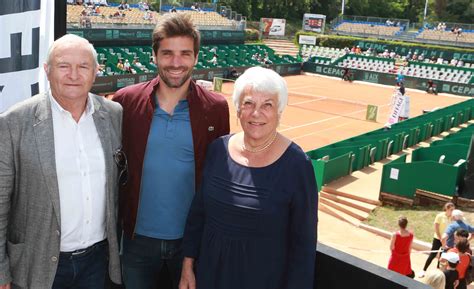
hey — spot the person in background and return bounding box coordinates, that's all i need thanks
[179,66,318,289]
[426,79,438,95]
[388,216,414,278]
[419,202,455,278]
[442,209,474,249]
[116,59,124,71]
[421,269,446,289]
[113,13,229,289]
[440,252,459,289]
[448,238,470,289]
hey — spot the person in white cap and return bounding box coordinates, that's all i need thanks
[440,251,459,289]
[442,210,474,249]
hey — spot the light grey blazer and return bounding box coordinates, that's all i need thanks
[0,93,122,288]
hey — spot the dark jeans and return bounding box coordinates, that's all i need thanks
[122,234,183,289]
[423,238,442,271]
[52,240,108,289]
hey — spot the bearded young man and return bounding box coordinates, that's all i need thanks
[113,13,229,289]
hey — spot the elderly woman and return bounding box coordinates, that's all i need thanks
[179,67,317,289]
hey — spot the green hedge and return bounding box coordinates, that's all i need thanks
[245,28,260,42]
[293,32,474,54]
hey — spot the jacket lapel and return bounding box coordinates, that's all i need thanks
[33,94,61,226]
[91,96,114,213]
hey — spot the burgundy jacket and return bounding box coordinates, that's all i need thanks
[113,77,230,238]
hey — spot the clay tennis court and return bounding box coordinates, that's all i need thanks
[220,73,466,151]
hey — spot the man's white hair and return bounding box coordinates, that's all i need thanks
[45,34,98,69]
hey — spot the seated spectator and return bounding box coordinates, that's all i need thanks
[382,49,389,58]
[118,0,129,10]
[457,60,464,67]
[79,11,90,27]
[263,52,272,64]
[355,45,361,54]
[124,59,132,73]
[389,51,396,58]
[386,19,393,26]
[138,1,150,11]
[170,6,177,12]
[437,57,444,64]
[96,65,105,76]
[451,58,458,66]
[117,59,124,71]
[412,52,418,61]
[132,58,148,73]
[143,10,153,21]
[149,58,156,68]
[209,54,218,65]
[418,53,424,61]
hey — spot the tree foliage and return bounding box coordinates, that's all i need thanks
[214,0,473,24]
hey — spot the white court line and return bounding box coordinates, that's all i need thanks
[279,102,391,133]
[290,97,327,106]
[302,72,467,99]
[290,84,322,91]
[291,121,355,141]
[290,91,331,99]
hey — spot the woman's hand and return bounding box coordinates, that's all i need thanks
[179,257,196,289]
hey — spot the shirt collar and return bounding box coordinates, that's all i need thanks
[49,91,95,118]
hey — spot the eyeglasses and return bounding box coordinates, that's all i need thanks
[114,149,128,186]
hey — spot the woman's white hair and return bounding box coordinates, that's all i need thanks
[45,34,98,69]
[232,66,288,114]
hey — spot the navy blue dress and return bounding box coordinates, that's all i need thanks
[183,135,318,289]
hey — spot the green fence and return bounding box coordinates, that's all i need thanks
[380,145,468,198]
[91,63,301,93]
[356,40,474,62]
[69,28,245,46]
[306,99,474,191]
[303,62,474,97]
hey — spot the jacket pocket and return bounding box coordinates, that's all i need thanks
[7,241,26,288]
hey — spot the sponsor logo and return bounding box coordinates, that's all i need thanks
[363,72,379,83]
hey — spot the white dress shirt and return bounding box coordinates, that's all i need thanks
[50,93,107,252]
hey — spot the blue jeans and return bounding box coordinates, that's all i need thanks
[122,235,183,289]
[52,240,108,289]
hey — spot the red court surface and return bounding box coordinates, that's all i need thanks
[221,73,467,152]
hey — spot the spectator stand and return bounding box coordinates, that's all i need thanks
[416,21,474,46]
[301,43,474,93]
[330,15,409,38]
[67,2,243,30]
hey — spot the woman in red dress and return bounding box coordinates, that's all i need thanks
[388,216,415,278]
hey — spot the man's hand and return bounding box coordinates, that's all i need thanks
[0,283,11,289]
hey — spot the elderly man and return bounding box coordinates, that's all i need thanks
[0,34,122,289]
[442,209,474,249]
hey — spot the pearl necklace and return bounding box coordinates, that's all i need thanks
[242,131,278,153]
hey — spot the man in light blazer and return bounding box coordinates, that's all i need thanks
[0,34,123,289]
